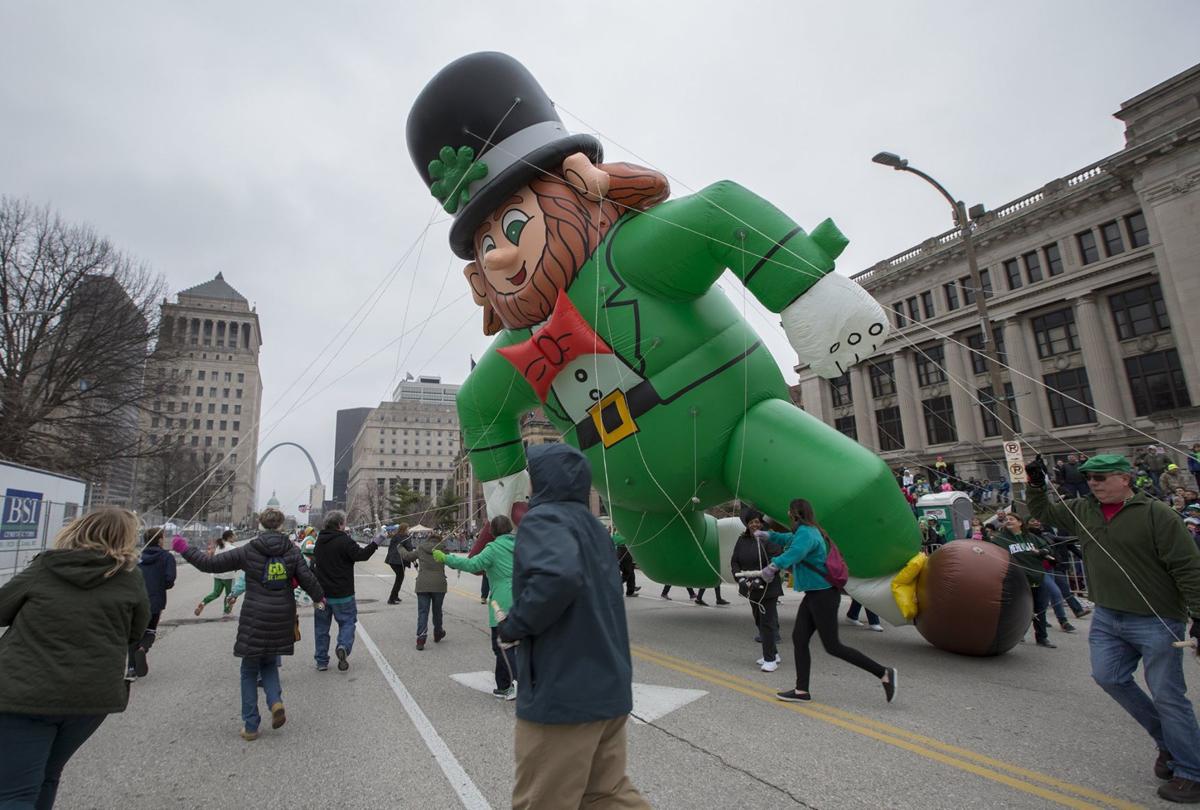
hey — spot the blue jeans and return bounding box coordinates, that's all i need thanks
[416,592,445,639]
[314,600,358,666]
[0,712,106,809]
[1031,577,1052,642]
[1089,607,1200,781]
[1038,573,1070,625]
[240,656,282,733]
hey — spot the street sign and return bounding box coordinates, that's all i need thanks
[1002,441,1027,483]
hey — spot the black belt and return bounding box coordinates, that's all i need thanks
[576,381,661,450]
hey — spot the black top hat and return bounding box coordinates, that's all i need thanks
[406,52,602,260]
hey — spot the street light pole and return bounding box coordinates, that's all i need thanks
[871,152,1019,470]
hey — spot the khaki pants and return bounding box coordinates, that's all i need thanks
[513,715,649,809]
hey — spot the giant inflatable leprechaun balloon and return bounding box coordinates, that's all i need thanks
[406,52,1026,655]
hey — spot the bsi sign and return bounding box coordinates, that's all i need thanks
[2,489,43,541]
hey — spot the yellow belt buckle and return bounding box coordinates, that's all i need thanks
[589,389,638,448]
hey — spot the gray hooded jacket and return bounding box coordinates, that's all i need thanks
[498,444,633,724]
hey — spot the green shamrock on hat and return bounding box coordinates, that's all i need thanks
[429,145,488,214]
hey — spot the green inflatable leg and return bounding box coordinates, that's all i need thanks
[610,505,724,587]
[724,398,920,579]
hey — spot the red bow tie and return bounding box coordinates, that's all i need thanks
[498,290,613,402]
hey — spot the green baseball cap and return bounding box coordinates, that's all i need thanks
[1078,454,1132,473]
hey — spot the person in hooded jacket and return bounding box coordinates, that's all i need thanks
[986,511,1059,648]
[729,507,784,671]
[312,510,378,672]
[172,507,325,741]
[129,527,176,678]
[495,443,649,810]
[400,531,448,650]
[0,508,150,810]
[384,523,413,604]
[436,515,518,699]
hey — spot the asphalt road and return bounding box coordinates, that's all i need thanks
[55,555,1196,809]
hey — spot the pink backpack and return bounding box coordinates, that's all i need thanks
[800,535,849,591]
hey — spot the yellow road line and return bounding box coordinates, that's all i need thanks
[632,645,1142,810]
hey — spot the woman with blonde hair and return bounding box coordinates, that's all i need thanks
[0,507,151,808]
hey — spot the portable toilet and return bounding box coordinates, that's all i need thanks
[916,492,975,541]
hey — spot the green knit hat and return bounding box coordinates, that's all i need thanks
[1078,454,1132,473]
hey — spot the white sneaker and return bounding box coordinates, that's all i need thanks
[756,657,765,666]
[845,616,865,626]
[761,659,779,672]
[868,624,884,633]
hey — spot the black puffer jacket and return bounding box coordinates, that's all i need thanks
[498,444,632,725]
[384,532,413,567]
[182,532,323,657]
[730,532,784,600]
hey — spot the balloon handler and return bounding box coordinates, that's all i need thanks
[406,52,1026,655]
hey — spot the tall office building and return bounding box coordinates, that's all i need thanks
[332,407,372,507]
[795,63,1200,480]
[137,273,263,525]
[346,377,461,524]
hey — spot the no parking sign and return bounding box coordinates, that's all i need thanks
[1003,441,1027,483]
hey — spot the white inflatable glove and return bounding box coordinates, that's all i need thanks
[482,469,531,520]
[781,273,890,378]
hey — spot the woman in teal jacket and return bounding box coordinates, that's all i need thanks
[436,515,518,699]
[763,499,897,704]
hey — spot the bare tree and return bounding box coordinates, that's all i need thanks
[0,197,169,481]
[137,441,232,523]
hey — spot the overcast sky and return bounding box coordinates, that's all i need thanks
[3,2,1197,515]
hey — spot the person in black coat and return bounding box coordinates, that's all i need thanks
[128,527,176,678]
[729,508,784,671]
[173,508,325,741]
[496,444,647,809]
[312,511,378,671]
[614,536,639,597]
[384,523,413,604]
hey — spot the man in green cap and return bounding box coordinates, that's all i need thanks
[1027,453,1200,803]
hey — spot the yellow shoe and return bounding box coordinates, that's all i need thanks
[270,702,286,729]
[240,728,259,741]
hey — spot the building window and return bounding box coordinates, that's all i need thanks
[219,420,227,430]
[151,417,160,428]
[907,297,920,323]
[875,406,904,451]
[1044,368,1095,427]
[1032,308,1079,359]
[197,370,205,380]
[233,421,240,431]
[961,276,976,305]
[892,302,906,328]
[1125,211,1149,248]
[944,282,960,311]
[191,436,199,447]
[1100,220,1125,257]
[980,268,993,298]
[224,372,232,382]
[234,405,241,415]
[192,419,200,429]
[1003,258,1022,290]
[869,360,897,398]
[834,415,857,440]
[1045,243,1064,276]
[206,420,213,430]
[1125,349,1190,416]
[223,388,230,398]
[235,389,243,399]
[965,329,1007,375]
[829,373,852,407]
[1077,230,1100,265]
[1109,282,1169,340]
[194,403,201,413]
[920,291,935,319]
[195,386,203,396]
[978,383,1020,437]
[922,395,957,445]
[915,344,947,386]
[1023,251,1043,283]
[208,403,215,414]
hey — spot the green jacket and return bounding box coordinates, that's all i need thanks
[1028,485,1200,620]
[443,533,515,626]
[0,550,151,715]
[986,529,1049,588]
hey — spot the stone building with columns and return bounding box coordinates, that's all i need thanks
[796,63,1200,481]
[136,273,264,525]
